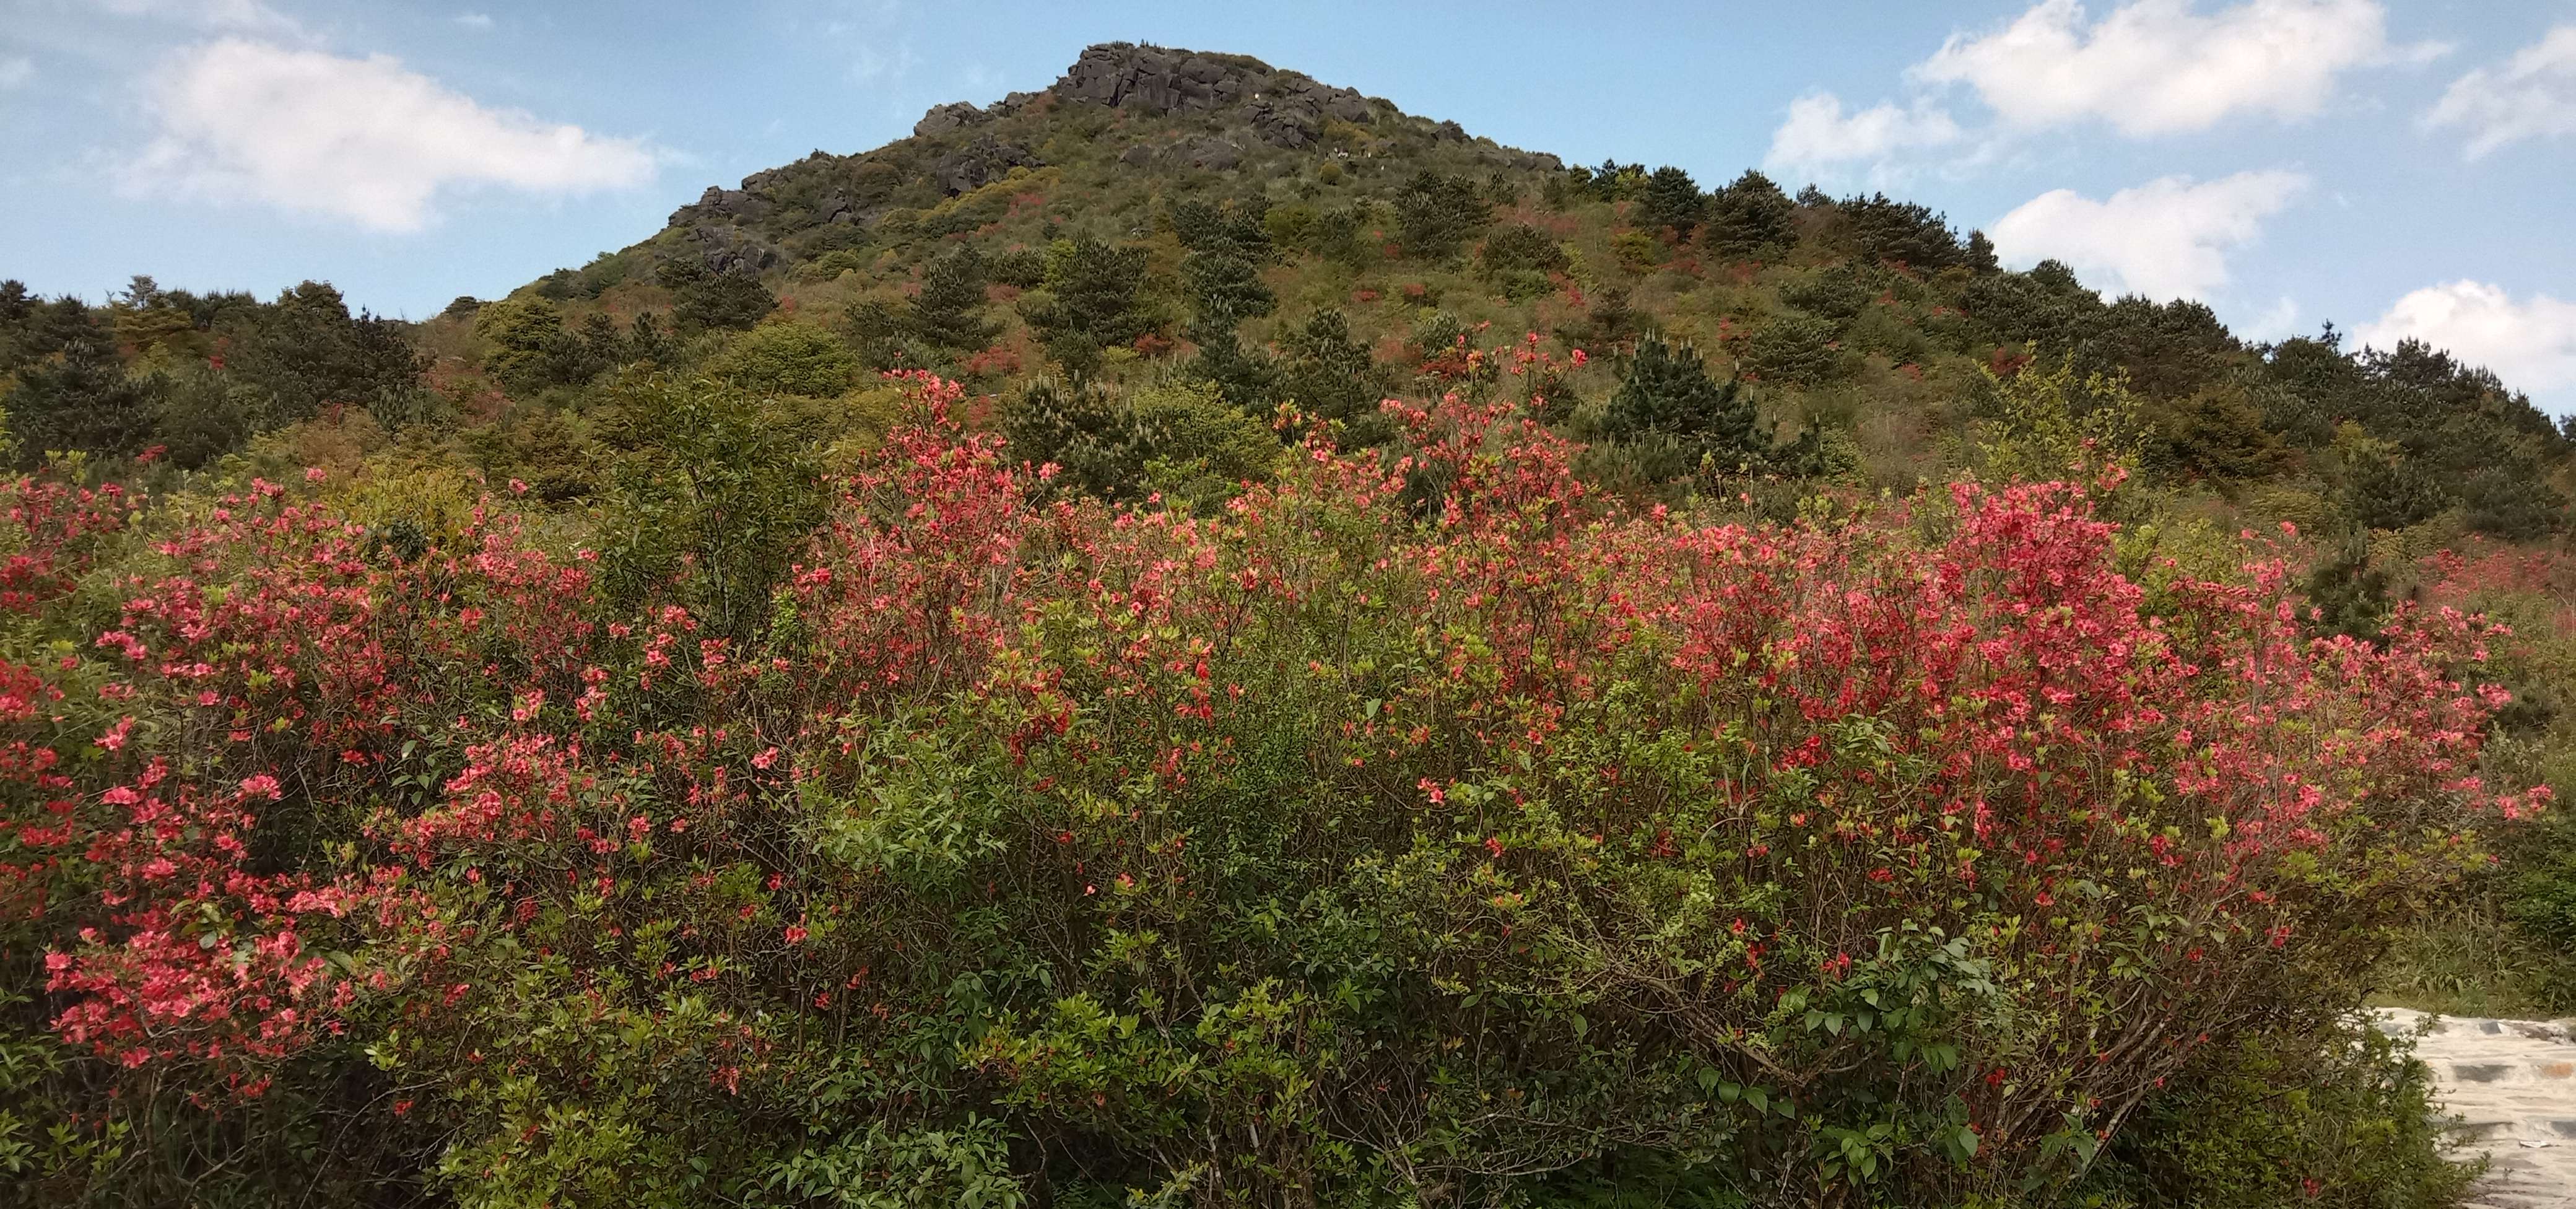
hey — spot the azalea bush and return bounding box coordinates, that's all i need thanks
[1,367,2524,1206]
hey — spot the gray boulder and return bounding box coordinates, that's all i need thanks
[687,225,782,276]
[933,135,1040,195]
[913,101,987,138]
[1170,136,1242,171]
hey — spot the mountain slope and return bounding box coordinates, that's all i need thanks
[466,40,2569,547]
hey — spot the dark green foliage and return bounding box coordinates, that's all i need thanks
[1604,336,1756,448]
[1184,330,1277,411]
[1004,378,1133,497]
[2260,330,2360,448]
[2081,297,2242,399]
[1477,224,1570,300]
[1961,260,2107,355]
[464,402,595,502]
[1395,170,1492,261]
[0,1013,442,1209]
[594,375,827,638]
[1170,197,1271,256]
[1837,193,1963,272]
[1,277,424,465]
[1261,203,1371,267]
[6,328,163,461]
[211,281,427,424]
[2350,342,2567,514]
[474,297,572,396]
[1639,165,1704,235]
[2461,461,2566,540]
[2089,1022,2479,1208]
[1965,229,2000,274]
[2341,449,2450,531]
[1572,159,1647,202]
[2505,810,2576,1009]
[1020,238,1159,378]
[911,245,1003,352]
[842,299,916,370]
[529,250,637,301]
[658,260,777,333]
[2149,383,2291,482]
[1780,268,1873,324]
[1005,378,1274,504]
[1275,308,1393,445]
[987,246,1049,289]
[1,287,111,378]
[1559,286,1645,352]
[1182,248,1276,338]
[1707,170,1796,259]
[552,312,629,386]
[1739,312,1846,386]
[1598,335,1813,479]
[1478,224,1569,277]
[152,365,261,468]
[626,311,676,367]
[2301,533,2391,642]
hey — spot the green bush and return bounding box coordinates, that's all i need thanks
[1738,312,1847,386]
[1395,170,1491,261]
[708,323,863,398]
[2089,1020,2479,1208]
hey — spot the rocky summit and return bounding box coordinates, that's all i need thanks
[650,43,1552,280]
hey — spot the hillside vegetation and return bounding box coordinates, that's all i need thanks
[3,41,2574,1209]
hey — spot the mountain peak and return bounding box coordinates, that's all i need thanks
[910,42,1385,151]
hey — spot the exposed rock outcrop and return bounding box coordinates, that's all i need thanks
[684,225,782,276]
[1049,42,1377,149]
[913,102,988,138]
[1170,136,1243,172]
[674,186,772,227]
[932,134,1040,196]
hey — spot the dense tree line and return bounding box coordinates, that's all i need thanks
[0,277,428,468]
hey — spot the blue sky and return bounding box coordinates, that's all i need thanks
[2,1,2572,406]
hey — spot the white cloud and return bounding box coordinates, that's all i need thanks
[2354,282,2576,398]
[1989,170,2308,300]
[2242,296,2303,342]
[2424,26,2576,159]
[455,12,495,30]
[0,56,32,89]
[123,38,659,232]
[1913,0,2437,137]
[1764,93,1961,179]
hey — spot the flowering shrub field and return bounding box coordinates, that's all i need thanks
[0,369,2528,1206]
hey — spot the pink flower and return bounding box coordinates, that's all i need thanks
[784,925,809,945]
